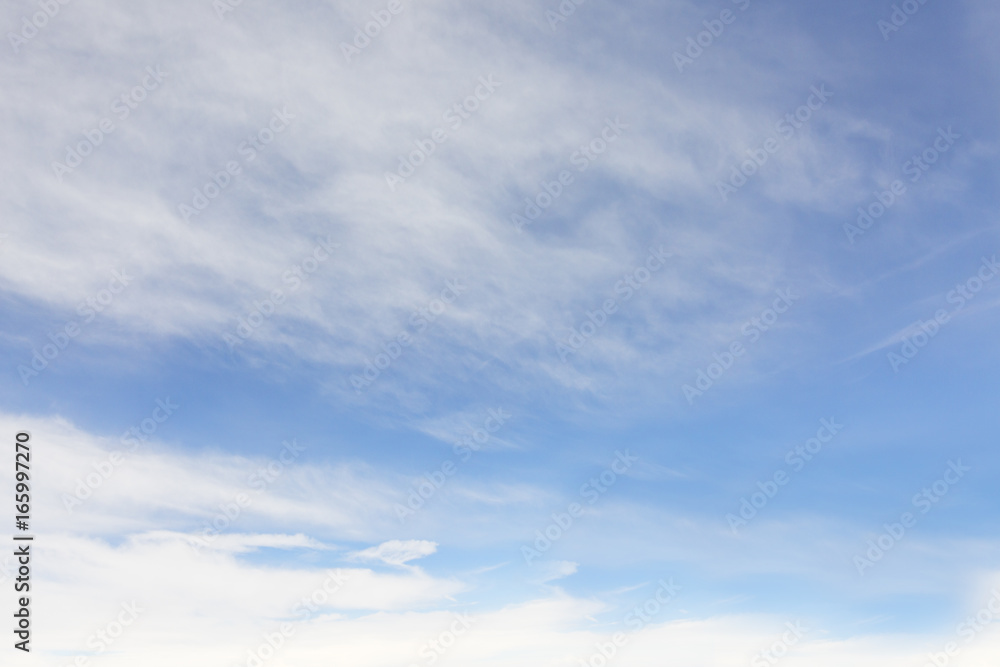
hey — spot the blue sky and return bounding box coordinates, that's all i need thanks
[2,0,1000,664]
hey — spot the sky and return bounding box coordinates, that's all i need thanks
[1,0,1000,664]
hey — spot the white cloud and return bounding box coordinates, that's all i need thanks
[0,0,887,417]
[0,413,996,665]
[531,559,579,584]
[136,530,331,554]
[350,539,439,566]
[1,1,993,663]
